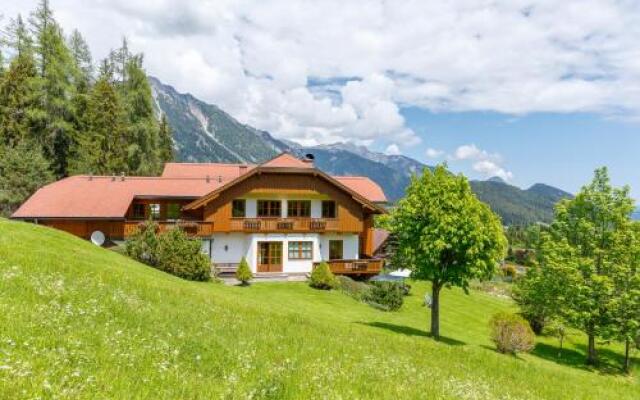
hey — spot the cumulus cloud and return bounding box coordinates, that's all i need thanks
[451,144,513,181]
[5,0,640,149]
[425,148,444,158]
[385,143,401,155]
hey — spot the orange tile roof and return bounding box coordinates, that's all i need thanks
[12,176,223,219]
[13,153,387,219]
[333,176,387,203]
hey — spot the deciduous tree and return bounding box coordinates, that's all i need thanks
[385,165,507,339]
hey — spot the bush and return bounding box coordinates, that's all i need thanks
[365,281,404,311]
[235,257,253,286]
[309,262,338,290]
[125,221,160,266]
[125,223,211,281]
[156,228,211,281]
[336,275,372,300]
[490,312,535,354]
[501,264,517,280]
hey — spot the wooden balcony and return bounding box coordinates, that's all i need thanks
[314,259,384,275]
[229,218,339,232]
[123,220,214,238]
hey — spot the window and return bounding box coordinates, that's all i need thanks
[232,199,246,217]
[287,200,311,217]
[257,200,281,217]
[322,201,336,218]
[329,240,343,260]
[149,204,161,220]
[167,203,181,220]
[132,203,145,219]
[289,241,313,260]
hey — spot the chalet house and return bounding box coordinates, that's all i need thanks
[12,153,388,276]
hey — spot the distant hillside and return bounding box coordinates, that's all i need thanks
[470,180,572,225]
[150,76,572,225]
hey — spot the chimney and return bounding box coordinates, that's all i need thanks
[206,175,210,183]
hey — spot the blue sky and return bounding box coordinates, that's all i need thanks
[5,1,640,200]
[394,110,640,198]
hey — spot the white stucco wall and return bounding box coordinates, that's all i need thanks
[208,233,251,265]
[319,234,359,260]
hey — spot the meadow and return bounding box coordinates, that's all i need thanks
[0,218,637,399]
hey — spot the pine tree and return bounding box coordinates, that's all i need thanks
[0,140,54,216]
[157,113,174,164]
[0,53,39,146]
[5,15,33,57]
[122,54,160,174]
[70,74,127,175]
[29,0,77,176]
[67,29,93,165]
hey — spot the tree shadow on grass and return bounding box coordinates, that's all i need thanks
[529,342,631,375]
[358,321,466,346]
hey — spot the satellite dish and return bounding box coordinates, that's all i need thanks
[90,230,106,246]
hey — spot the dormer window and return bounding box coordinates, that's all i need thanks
[132,203,145,219]
[322,201,336,218]
[287,200,311,217]
[257,200,281,217]
[232,199,246,217]
[149,204,161,220]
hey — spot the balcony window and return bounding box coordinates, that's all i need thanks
[232,199,246,217]
[149,203,161,220]
[329,240,343,260]
[132,203,145,219]
[289,241,313,260]
[287,200,311,217]
[167,203,181,220]
[322,201,336,218]
[257,200,281,217]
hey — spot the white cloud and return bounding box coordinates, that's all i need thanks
[472,160,513,181]
[385,143,401,155]
[4,0,640,148]
[425,148,444,158]
[451,144,513,181]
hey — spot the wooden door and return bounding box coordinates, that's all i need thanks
[257,242,283,272]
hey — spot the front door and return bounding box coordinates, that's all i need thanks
[257,241,283,272]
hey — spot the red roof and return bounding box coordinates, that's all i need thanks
[13,153,387,219]
[12,176,223,219]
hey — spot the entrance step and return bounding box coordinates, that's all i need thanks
[220,272,309,285]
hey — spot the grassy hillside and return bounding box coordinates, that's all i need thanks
[0,219,637,399]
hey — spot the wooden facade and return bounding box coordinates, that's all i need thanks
[313,259,384,275]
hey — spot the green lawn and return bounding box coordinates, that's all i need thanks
[0,219,637,399]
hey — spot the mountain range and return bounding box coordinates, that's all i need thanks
[150,77,573,225]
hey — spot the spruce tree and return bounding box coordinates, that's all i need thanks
[70,73,127,175]
[29,0,77,176]
[0,53,39,146]
[157,113,174,164]
[0,140,54,216]
[67,29,93,165]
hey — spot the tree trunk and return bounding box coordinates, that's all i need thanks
[586,332,597,365]
[623,338,631,373]
[430,282,441,339]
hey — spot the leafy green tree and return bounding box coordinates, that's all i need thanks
[235,257,253,286]
[0,141,53,216]
[513,235,574,334]
[548,167,635,365]
[609,221,640,372]
[384,165,507,339]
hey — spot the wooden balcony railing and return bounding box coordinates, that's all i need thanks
[124,220,214,237]
[314,259,384,275]
[229,218,339,232]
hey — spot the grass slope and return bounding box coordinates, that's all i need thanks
[0,219,637,399]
